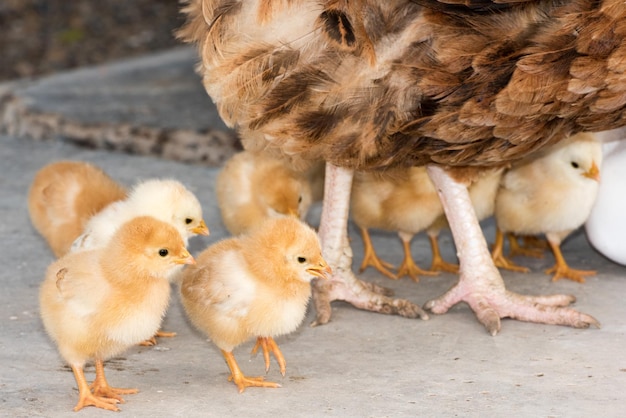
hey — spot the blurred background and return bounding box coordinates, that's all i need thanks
[1,0,182,81]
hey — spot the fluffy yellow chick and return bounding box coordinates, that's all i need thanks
[72,178,209,251]
[426,168,504,274]
[350,167,443,281]
[28,161,127,257]
[216,150,312,235]
[179,217,331,392]
[492,132,602,282]
[39,216,195,412]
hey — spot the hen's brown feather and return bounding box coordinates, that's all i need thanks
[179,0,626,171]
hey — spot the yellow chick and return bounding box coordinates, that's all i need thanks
[426,168,503,273]
[216,150,312,235]
[350,167,443,281]
[179,217,331,393]
[27,161,127,257]
[491,132,602,282]
[71,178,209,251]
[39,216,195,412]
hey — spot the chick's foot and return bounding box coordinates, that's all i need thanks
[89,359,138,403]
[71,365,120,412]
[222,350,281,393]
[545,239,596,283]
[357,227,398,279]
[251,336,286,376]
[138,329,177,346]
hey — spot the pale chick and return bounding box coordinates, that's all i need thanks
[179,216,331,393]
[72,178,209,251]
[39,216,195,412]
[216,150,312,235]
[28,161,127,258]
[70,178,208,345]
[350,167,443,281]
[492,132,602,283]
[426,168,504,274]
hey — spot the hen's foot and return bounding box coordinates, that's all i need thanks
[424,272,600,336]
[222,350,281,393]
[310,269,429,327]
[251,336,286,376]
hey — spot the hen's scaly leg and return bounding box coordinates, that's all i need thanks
[427,232,460,274]
[424,166,600,335]
[545,235,596,283]
[396,231,439,282]
[222,350,281,393]
[90,359,138,402]
[358,226,398,279]
[311,164,429,326]
[70,365,120,412]
[251,336,286,376]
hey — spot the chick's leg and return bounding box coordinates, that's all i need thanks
[138,329,177,346]
[491,228,530,272]
[508,234,545,258]
[222,350,281,393]
[424,166,599,335]
[90,359,138,402]
[544,234,596,283]
[396,231,439,282]
[251,336,286,376]
[311,164,428,326]
[427,231,460,274]
[70,365,120,412]
[358,227,398,279]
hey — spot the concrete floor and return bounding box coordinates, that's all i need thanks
[1,50,625,417]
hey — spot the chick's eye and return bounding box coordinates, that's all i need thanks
[297,257,306,264]
[158,249,169,257]
[571,161,579,169]
[298,196,302,203]
[185,218,193,225]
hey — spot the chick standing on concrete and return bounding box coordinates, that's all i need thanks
[216,150,312,235]
[180,217,331,392]
[492,132,602,282]
[72,178,209,251]
[70,178,209,345]
[39,216,195,412]
[350,167,443,281]
[28,161,127,257]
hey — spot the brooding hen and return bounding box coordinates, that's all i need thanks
[178,0,623,334]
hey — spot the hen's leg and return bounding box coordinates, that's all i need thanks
[251,336,286,376]
[545,235,596,283]
[424,166,599,335]
[311,164,429,326]
[396,231,439,282]
[357,226,398,279]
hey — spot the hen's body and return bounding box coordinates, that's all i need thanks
[180,0,615,333]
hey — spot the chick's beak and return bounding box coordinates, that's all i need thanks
[287,208,300,218]
[175,250,196,265]
[191,219,210,236]
[306,259,332,280]
[583,161,600,181]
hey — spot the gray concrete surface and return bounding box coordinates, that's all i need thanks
[1,49,625,417]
